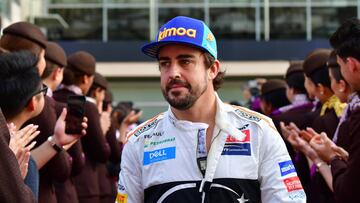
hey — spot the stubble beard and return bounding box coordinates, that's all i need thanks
[162,78,207,111]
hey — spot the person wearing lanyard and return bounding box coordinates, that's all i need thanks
[117,16,306,203]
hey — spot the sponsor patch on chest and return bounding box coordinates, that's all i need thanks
[222,129,251,156]
[143,147,176,165]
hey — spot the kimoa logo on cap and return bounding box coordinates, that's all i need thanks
[158,27,196,41]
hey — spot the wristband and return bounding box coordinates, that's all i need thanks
[315,162,325,170]
[47,136,63,152]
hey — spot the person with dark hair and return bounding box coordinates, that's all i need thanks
[0,22,85,201]
[0,22,46,75]
[39,42,86,203]
[87,72,121,203]
[117,16,306,203]
[53,51,110,203]
[271,62,315,198]
[327,50,352,104]
[24,41,80,203]
[307,18,360,203]
[42,41,67,96]
[0,51,87,202]
[103,90,113,113]
[243,80,263,113]
[259,79,291,116]
[282,49,346,203]
[0,107,36,203]
[1,21,83,203]
[274,61,314,129]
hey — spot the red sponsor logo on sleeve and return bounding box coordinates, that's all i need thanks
[283,176,303,192]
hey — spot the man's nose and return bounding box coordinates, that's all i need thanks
[168,64,181,79]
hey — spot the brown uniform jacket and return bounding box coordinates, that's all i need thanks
[309,107,339,203]
[0,108,36,203]
[50,99,85,203]
[53,88,110,200]
[98,123,122,203]
[331,107,360,203]
[24,96,72,203]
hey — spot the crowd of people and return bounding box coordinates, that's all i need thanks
[0,15,360,203]
[240,19,360,203]
[0,22,141,203]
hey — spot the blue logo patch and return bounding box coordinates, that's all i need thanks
[222,143,251,156]
[143,147,176,165]
[279,160,296,176]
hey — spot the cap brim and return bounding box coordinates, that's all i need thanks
[141,41,210,59]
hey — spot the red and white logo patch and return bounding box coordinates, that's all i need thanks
[283,176,303,192]
[226,129,250,143]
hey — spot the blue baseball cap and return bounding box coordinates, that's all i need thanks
[142,16,217,59]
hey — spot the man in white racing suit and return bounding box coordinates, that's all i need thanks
[117,16,306,203]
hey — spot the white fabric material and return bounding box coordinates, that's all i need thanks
[118,93,306,203]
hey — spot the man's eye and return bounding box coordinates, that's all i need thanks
[180,60,190,65]
[159,61,170,67]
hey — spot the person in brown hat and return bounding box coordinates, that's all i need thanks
[259,79,290,116]
[87,72,108,114]
[0,51,87,202]
[42,41,67,96]
[1,22,88,201]
[53,51,110,203]
[86,73,121,203]
[40,43,86,203]
[0,22,47,75]
[27,41,80,203]
[302,49,345,141]
[272,61,314,199]
[281,48,345,203]
[307,18,360,203]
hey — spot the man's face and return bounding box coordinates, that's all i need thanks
[158,44,209,110]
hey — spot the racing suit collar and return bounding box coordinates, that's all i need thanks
[166,93,247,141]
[167,107,209,131]
[199,93,247,197]
[215,93,247,142]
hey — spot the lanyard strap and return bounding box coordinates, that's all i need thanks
[197,129,208,176]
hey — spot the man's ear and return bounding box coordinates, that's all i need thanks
[26,97,36,111]
[208,60,220,80]
[348,57,360,74]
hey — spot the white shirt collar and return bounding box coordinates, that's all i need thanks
[59,84,83,95]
